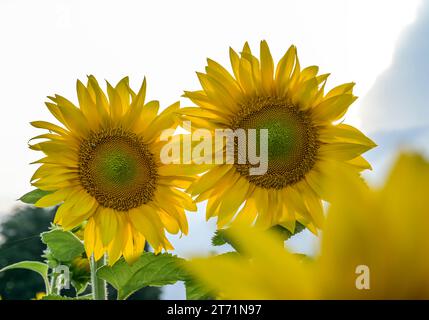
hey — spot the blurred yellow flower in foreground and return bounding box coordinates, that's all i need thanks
[187,153,429,299]
[33,292,46,300]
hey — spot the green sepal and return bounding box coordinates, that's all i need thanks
[19,189,52,204]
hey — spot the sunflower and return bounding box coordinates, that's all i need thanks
[181,41,376,232]
[30,76,196,265]
[187,153,429,299]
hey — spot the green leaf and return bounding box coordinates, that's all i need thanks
[41,294,92,300]
[211,230,228,246]
[70,260,91,295]
[42,248,60,269]
[97,252,187,300]
[19,189,52,204]
[211,230,241,251]
[211,224,306,253]
[0,261,50,293]
[270,222,306,241]
[41,229,84,262]
[185,279,213,300]
[71,280,89,296]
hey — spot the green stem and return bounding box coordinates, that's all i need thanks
[44,276,51,296]
[90,254,107,300]
[50,272,60,295]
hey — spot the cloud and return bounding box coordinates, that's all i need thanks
[356,1,429,187]
[360,1,429,133]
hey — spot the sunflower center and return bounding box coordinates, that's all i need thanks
[231,96,319,189]
[78,128,158,211]
[97,150,137,186]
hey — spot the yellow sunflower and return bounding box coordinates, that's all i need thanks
[181,41,376,232]
[187,153,429,299]
[30,76,196,265]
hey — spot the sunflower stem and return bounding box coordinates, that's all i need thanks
[91,254,107,300]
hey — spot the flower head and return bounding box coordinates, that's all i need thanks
[30,76,196,264]
[182,41,375,232]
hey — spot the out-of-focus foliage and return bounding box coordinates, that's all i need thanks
[0,206,54,300]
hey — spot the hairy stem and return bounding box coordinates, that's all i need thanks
[90,254,107,300]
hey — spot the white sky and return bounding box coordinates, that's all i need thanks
[0,0,423,298]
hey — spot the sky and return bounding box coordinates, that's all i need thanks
[359,0,429,185]
[0,0,426,299]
